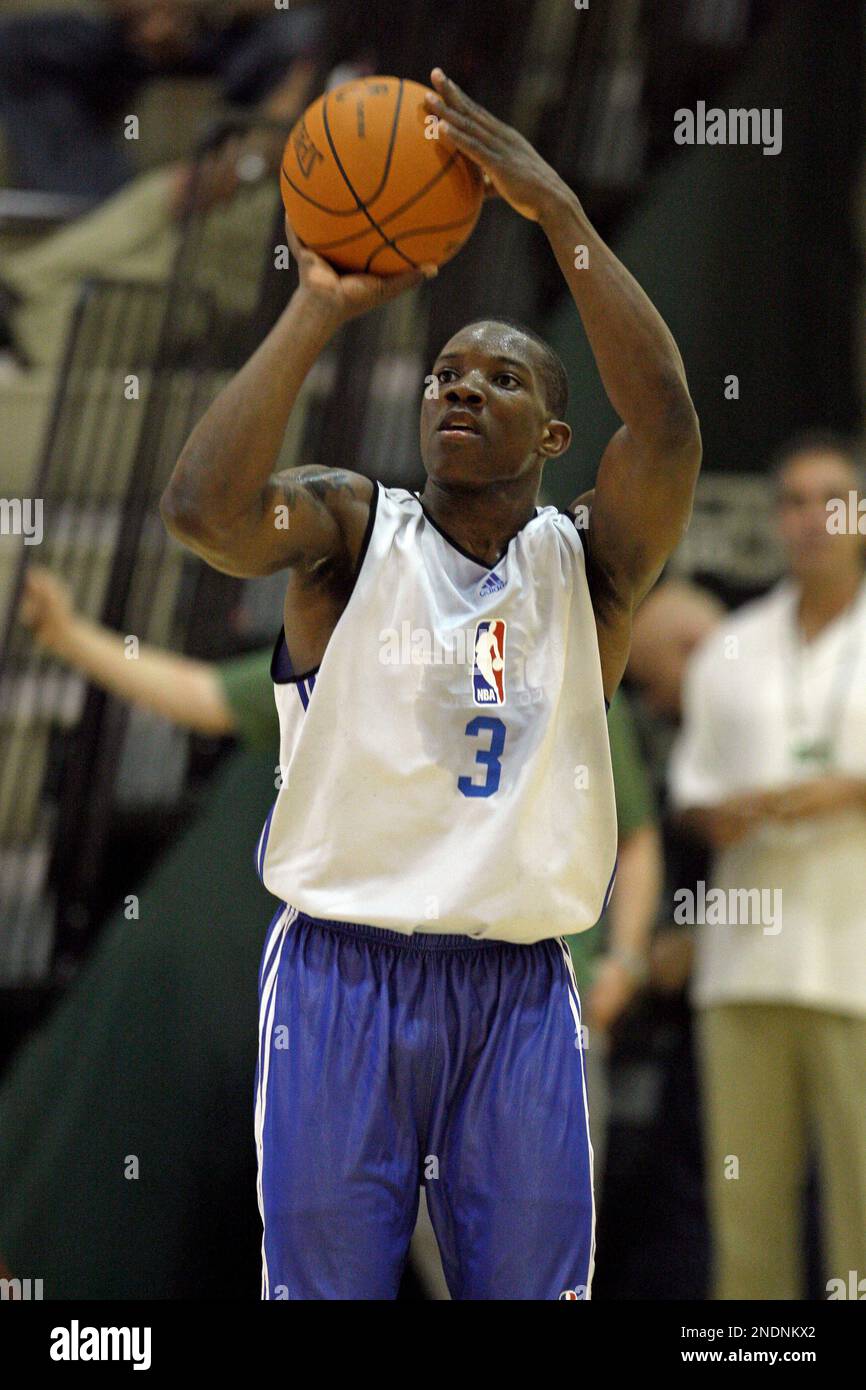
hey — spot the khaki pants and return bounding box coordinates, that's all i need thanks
[698,1002,866,1300]
[1,168,180,368]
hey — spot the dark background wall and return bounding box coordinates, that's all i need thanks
[543,0,863,504]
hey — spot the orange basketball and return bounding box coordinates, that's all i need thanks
[280,76,484,276]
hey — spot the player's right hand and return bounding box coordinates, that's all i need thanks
[284,214,437,325]
[18,566,75,653]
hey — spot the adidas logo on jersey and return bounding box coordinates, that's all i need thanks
[478,571,505,596]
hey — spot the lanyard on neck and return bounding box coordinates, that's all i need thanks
[783,581,866,770]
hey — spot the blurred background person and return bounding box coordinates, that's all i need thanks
[0,0,331,375]
[16,563,265,740]
[0,565,281,1296]
[669,434,866,1300]
[0,0,328,202]
[591,578,724,1299]
[565,685,662,1207]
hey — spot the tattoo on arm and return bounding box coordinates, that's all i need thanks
[264,467,366,584]
[275,468,358,514]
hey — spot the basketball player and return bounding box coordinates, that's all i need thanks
[160,67,701,1299]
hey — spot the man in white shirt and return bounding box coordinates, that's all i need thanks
[669,434,866,1300]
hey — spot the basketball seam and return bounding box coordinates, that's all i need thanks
[348,79,405,212]
[322,78,419,271]
[300,152,465,254]
[280,164,367,217]
[281,80,406,216]
[281,151,463,227]
[363,208,483,272]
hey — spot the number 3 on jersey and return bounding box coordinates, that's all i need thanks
[458,716,507,798]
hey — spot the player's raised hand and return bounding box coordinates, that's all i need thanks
[424,68,566,223]
[284,214,437,326]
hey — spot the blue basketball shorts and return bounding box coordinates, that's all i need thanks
[254,905,595,1300]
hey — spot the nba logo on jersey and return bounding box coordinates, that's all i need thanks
[472,620,506,706]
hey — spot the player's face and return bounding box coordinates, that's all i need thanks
[420,324,557,485]
[775,452,863,580]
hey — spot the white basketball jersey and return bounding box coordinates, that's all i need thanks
[258,483,617,944]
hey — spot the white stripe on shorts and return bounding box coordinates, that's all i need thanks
[255,905,296,1299]
[557,935,596,1299]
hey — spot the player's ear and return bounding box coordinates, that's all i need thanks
[540,420,571,459]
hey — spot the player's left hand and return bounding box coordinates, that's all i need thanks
[169,128,284,221]
[424,67,567,223]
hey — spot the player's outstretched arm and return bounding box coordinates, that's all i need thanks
[536,187,701,541]
[160,217,435,578]
[18,566,236,736]
[426,69,702,698]
[547,188,701,695]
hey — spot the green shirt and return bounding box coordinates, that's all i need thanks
[216,648,280,754]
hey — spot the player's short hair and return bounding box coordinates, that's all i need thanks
[769,429,864,488]
[458,317,569,420]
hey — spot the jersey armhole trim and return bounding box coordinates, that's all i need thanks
[271,478,381,686]
[561,506,586,555]
[562,509,606,711]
